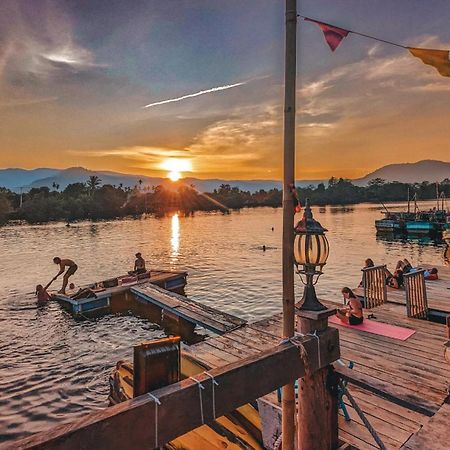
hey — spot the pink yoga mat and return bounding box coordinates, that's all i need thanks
[329,316,416,340]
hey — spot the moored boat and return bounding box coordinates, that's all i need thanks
[405,220,438,234]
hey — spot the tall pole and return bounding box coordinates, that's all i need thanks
[282,0,297,449]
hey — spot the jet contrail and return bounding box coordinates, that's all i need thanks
[143,81,247,108]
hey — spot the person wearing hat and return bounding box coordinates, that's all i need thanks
[131,252,146,275]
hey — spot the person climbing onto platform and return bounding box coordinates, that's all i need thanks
[336,287,363,325]
[52,257,78,295]
[35,284,51,303]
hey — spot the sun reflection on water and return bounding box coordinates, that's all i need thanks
[171,213,180,258]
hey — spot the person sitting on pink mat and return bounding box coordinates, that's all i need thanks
[336,287,364,325]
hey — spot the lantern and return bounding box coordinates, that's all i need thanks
[294,199,329,311]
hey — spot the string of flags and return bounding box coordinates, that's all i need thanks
[302,16,450,77]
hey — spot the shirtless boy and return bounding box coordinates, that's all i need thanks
[53,257,78,294]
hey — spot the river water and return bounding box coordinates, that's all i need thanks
[0,201,448,442]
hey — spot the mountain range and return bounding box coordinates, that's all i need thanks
[0,160,448,193]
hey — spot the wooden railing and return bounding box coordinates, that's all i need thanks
[362,265,387,309]
[4,328,340,450]
[404,270,428,319]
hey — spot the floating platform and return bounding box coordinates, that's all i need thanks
[132,283,246,335]
[52,270,187,317]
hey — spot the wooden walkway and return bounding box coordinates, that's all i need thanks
[354,264,450,314]
[184,300,450,449]
[132,283,247,334]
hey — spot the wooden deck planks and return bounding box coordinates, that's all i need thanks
[187,297,449,449]
[132,283,246,334]
[402,403,450,450]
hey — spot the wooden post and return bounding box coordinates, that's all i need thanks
[133,337,180,397]
[296,308,339,450]
[282,0,297,448]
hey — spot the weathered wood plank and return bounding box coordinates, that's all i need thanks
[132,283,246,334]
[402,403,450,450]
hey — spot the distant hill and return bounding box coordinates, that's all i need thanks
[354,160,450,186]
[0,168,60,190]
[0,159,448,193]
[0,166,321,193]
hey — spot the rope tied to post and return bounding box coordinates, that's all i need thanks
[204,372,219,420]
[279,330,322,370]
[189,376,205,424]
[147,392,161,449]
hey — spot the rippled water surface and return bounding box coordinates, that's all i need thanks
[0,202,448,442]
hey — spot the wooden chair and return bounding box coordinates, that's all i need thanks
[404,270,428,319]
[362,265,387,309]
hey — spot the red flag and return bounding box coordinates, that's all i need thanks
[305,18,349,52]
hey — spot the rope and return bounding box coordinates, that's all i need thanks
[340,382,387,450]
[204,372,219,420]
[280,330,322,369]
[147,393,161,449]
[190,376,205,424]
[273,433,283,450]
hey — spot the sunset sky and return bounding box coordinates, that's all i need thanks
[1,0,450,180]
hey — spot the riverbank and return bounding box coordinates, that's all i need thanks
[1,178,449,225]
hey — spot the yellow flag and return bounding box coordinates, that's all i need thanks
[408,47,450,77]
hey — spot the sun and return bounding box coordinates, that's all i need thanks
[168,171,181,181]
[161,158,192,181]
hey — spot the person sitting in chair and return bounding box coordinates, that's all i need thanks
[336,287,364,325]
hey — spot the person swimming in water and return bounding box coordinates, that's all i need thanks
[35,284,51,303]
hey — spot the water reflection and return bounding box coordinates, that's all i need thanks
[171,213,180,258]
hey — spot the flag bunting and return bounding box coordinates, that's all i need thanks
[301,15,450,78]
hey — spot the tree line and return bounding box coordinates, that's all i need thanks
[0,176,449,225]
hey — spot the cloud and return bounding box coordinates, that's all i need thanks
[142,81,248,108]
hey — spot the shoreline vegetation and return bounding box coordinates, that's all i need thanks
[0,176,449,225]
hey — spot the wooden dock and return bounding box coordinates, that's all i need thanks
[132,283,246,335]
[184,300,450,449]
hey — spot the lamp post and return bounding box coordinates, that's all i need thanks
[294,199,338,449]
[294,199,329,311]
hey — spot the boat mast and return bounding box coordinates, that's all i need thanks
[407,186,410,214]
[436,182,440,210]
[281,0,297,448]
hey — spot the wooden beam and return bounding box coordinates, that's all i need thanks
[6,329,340,450]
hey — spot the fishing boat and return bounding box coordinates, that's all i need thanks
[405,215,439,234]
[109,338,263,449]
[51,269,187,317]
[375,189,449,235]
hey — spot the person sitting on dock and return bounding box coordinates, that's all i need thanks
[386,268,404,289]
[52,257,78,295]
[358,258,375,287]
[129,252,147,276]
[336,287,363,325]
[395,259,413,274]
[424,267,439,280]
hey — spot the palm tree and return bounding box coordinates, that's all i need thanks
[86,176,101,194]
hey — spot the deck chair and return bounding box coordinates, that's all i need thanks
[276,360,354,421]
